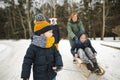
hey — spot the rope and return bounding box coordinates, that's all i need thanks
[62,67,90,73]
[62,67,91,78]
[62,68,81,73]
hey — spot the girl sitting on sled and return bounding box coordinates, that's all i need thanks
[71,31,101,73]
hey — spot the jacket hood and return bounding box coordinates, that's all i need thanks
[77,31,87,39]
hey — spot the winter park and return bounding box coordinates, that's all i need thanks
[0,0,120,80]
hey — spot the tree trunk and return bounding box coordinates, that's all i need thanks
[10,0,16,38]
[9,8,14,38]
[50,7,52,17]
[53,7,56,17]
[26,0,32,38]
[49,0,56,17]
[101,1,105,40]
[89,0,96,40]
[12,0,16,29]
[18,7,27,39]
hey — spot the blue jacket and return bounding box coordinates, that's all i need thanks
[71,39,97,56]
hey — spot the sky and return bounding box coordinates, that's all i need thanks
[0,1,8,8]
[0,0,102,9]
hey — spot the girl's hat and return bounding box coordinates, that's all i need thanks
[34,21,53,35]
[77,31,87,39]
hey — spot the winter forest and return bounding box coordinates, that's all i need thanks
[0,0,120,80]
[0,0,120,40]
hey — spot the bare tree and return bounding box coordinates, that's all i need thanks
[26,0,32,38]
[101,0,105,40]
[8,8,14,38]
[101,0,111,40]
[49,0,57,17]
[18,7,27,39]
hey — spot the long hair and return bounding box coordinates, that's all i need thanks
[68,12,79,22]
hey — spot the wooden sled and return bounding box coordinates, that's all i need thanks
[75,58,91,78]
[96,66,105,76]
[75,58,105,78]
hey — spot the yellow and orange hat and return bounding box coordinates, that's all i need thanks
[34,21,53,35]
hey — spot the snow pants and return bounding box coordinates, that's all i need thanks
[77,47,97,64]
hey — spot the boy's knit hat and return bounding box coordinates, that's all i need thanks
[34,21,53,35]
[35,13,46,21]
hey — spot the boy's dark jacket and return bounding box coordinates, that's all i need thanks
[71,31,97,56]
[53,24,60,44]
[21,36,63,80]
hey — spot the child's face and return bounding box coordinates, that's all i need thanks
[43,30,53,38]
[79,34,87,43]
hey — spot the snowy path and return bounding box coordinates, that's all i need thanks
[101,41,120,49]
[0,40,120,80]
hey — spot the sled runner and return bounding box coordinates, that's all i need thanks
[75,58,105,78]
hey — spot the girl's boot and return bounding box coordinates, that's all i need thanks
[86,63,94,72]
[93,62,101,73]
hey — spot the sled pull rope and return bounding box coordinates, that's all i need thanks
[62,67,89,73]
[62,68,81,72]
[62,67,91,78]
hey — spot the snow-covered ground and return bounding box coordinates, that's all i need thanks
[0,39,120,80]
[0,44,7,52]
[91,37,120,41]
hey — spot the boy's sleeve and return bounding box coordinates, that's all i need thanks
[55,24,60,43]
[71,42,77,56]
[21,45,35,79]
[67,22,76,39]
[89,40,97,53]
[54,47,63,70]
[57,25,60,43]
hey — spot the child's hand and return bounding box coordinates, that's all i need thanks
[93,53,97,57]
[52,67,57,70]
[53,66,62,72]
[75,54,79,58]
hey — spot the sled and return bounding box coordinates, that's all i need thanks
[75,58,105,78]
[95,66,105,76]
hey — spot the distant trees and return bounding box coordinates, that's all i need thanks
[0,0,120,39]
[0,0,34,39]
